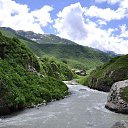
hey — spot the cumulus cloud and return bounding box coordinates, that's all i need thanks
[54,3,87,42]
[120,0,128,13]
[94,0,128,19]
[31,5,53,27]
[54,3,128,54]
[83,24,128,54]
[85,6,125,21]
[0,0,53,33]
[95,0,128,8]
[119,24,128,38]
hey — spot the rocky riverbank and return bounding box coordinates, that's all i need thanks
[105,80,128,114]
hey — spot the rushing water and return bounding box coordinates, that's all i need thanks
[0,82,128,128]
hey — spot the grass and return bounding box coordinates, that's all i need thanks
[0,27,112,70]
[79,54,128,92]
[0,33,69,115]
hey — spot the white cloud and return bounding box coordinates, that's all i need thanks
[54,3,87,42]
[95,0,128,19]
[119,24,128,38]
[54,3,128,54]
[31,5,53,27]
[95,0,120,5]
[120,0,128,13]
[95,0,128,15]
[84,25,128,54]
[85,6,125,21]
[0,0,53,33]
[95,0,128,8]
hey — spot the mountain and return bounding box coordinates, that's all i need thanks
[0,32,70,115]
[17,30,76,44]
[105,51,118,57]
[35,43,112,69]
[80,54,128,92]
[0,27,112,70]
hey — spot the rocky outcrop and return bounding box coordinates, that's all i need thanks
[105,80,128,114]
[111,121,128,128]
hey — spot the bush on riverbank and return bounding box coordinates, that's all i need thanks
[39,56,74,81]
[0,33,68,115]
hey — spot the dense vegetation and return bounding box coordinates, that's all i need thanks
[79,55,128,92]
[0,27,112,70]
[35,43,111,70]
[0,32,69,115]
[39,57,74,80]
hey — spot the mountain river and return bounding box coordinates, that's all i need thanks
[0,81,128,128]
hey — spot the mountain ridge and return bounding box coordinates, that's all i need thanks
[17,30,76,45]
[0,27,114,69]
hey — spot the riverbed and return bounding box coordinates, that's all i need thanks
[0,82,128,128]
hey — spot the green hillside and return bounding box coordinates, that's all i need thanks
[79,54,128,92]
[35,43,111,69]
[17,30,76,44]
[0,27,45,56]
[0,27,112,70]
[39,57,74,80]
[0,32,69,115]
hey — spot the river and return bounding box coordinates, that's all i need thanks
[0,82,128,128]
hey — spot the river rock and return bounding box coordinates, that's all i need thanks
[105,80,128,114]
[111,121,128,128]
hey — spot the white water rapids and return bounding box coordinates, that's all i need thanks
[0,82,128,128]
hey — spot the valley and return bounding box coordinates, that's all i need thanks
[0,27,128,128]
[0,27,112,70]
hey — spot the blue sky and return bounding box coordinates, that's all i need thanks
[0,0,128,54]
[14,0,122,34]
[14,0,97,34]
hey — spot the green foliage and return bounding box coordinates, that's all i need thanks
[120,87,128,102]
[80,55,128,92]
[40,57,74,80]
[0,34,68,115]
[35,43,111,70]
[0,31,2,36]
[0,27,112,70]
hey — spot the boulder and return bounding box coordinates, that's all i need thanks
[105,80,128,114]
[111,121,128,128]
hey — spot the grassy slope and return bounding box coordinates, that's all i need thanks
[39,56,74,81]
[0,27,112,70]
[35,43,111,69]
[0,28,75,81]
[0,27,44,56]
[0,33,68,115]
[79,55,128,92]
